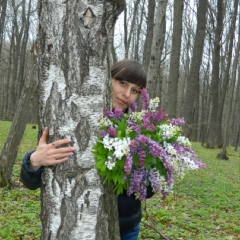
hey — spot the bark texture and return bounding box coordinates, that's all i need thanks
[207,0,224,148]
[183,0,208,139]
[167,0,184,117]
[147,0,168,99]
[38,1,123,239]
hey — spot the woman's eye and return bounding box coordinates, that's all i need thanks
[132,89,139,94]
[120,81,126,86]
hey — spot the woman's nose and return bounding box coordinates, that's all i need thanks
[123,88,131,98]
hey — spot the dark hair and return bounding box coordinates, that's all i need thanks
[111,59,147,88]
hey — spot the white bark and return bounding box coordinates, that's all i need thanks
[37,1,123,239]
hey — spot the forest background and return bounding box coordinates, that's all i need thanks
[1,0,240,153]
[0,0,240,239]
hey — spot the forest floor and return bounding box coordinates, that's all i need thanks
[0,121,240,240]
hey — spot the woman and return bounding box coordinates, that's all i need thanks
[21,59,154,240]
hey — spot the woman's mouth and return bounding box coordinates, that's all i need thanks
[117,98,127,105]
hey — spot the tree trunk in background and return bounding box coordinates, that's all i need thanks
[0,54,38,187]
[0,0,7,59]
[2,0,32,121]
[167,0,184,117]
[143,0,155,73]
[221,5,240,156]
[233,71,240,151]
[206,0,223,148]
[147,0,168,99]
[183,0,208,139]
[38,1,123,239]
[124,0,140,59]
[0,0,7,118]
[133,2,144,62]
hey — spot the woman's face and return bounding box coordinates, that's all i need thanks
[112,78,140,109]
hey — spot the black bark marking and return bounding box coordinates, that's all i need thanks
[75,117,90,151]
[84,190,90,208]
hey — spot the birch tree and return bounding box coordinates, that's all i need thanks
[37,0,123,239]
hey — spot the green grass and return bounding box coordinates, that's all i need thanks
[140,142,240,240]
[0,121,41,240]
[0,121,240,239]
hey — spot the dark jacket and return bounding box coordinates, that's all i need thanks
[20,150,154,233]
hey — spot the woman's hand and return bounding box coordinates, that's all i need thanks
[29,127,75,170]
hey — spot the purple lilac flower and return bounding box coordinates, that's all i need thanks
[154,144,174,187]
[127,169,148,200]
[138,148,146,168]
[99,130,107,138]
[128,100,138,113]
[148,139,162,157]
[103,110,115,118]
[140,88,150,110]
[173,142,185,155]
[130,139,138,149]
[147,124,156,132]
[107,127,117,138]
[139,183,147,201]
[135,135,149,144]
[103,108,124,120]
[174,143,206,169]
[148,169,160,192]
[151,108,168,123]
[141,115,156,132]
[127,119,141,134]
[142,117,150,129]
[127,170,142,195]
[168,117,185,125]
[124,154,133,174]
[113,108,125,120]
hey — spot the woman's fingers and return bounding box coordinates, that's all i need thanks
[52,151,74,161]
[51,138,72,148]
[39,127,49,145]
[29,127,76,169]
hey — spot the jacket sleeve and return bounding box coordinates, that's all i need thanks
[146,185,154,199]
[20,150,44,190]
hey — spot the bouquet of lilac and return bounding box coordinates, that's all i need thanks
[93,89,206,200]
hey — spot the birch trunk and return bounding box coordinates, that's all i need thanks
[37,1,123,239]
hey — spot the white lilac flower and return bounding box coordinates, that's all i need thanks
[149,97,160,111]
[177,136,191,147]
[180,156,198,170]
[130,110,146,121]
[126,126,133,134]
[105,156,116,170]
[102,135,115,150]
[113,138,130,159]
[159,124,179,140]
[100,117,114,127]
[163,142,177,156]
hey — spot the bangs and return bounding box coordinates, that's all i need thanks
[111,59,147,88]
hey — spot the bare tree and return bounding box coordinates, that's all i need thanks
[183,0,208,139]
[37,0,123,239]
[143,0,155,72]
[219,0,239,158]
[147,0,168,99]
[124,0,141,59]
[0,54,38,187]
[206,0,224,148]
[0,0,7,59]
[167,0,184,117]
